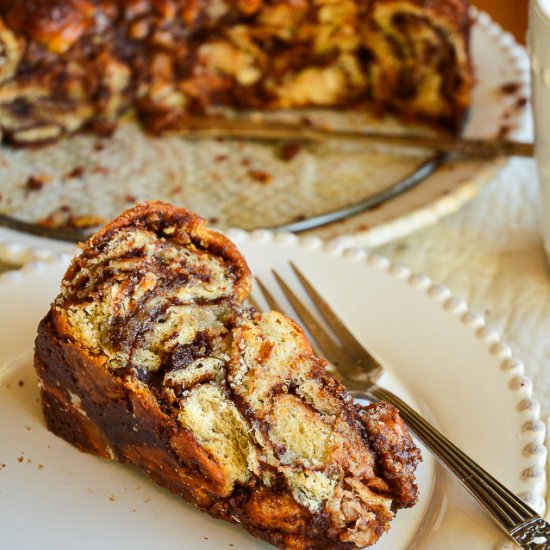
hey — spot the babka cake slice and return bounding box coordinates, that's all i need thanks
[0,0,472,144]
[34,201,421,549]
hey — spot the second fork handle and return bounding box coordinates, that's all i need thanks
[354,385,550,549]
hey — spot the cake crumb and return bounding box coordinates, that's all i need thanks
[515,97,527,109]
[278,142,301,161]
[92,165,109,175]
[498,125,511,138]
[17,456,24,463]
[499,82,521,95]
[68,215,107,229]
[65,166,85,179]
[37,464,44,469]
[25,175,51,192]
[248,170,272,185]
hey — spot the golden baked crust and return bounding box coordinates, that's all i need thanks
[34,201,421,549]
[0,0,472,144]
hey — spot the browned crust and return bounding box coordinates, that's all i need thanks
[358,400,421,510]
[0,0,471,52]
[36,313,225,506]
[67,200,252,305]
[2,0,95,54]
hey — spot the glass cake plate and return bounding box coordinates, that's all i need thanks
[0,8,532,263]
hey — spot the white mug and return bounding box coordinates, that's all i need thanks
[529,0,550,259]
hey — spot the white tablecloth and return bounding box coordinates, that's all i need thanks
[378,158,550,414]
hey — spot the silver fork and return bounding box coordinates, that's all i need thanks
[252,263,550,550]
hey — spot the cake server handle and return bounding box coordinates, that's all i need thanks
[172,116,535,158]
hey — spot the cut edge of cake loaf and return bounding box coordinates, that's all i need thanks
[0,0,472,145]
[34,201,421,549]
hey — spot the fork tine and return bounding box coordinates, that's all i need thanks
[271,270,343,365]
[255,277,285,312]
[290,262,383,375]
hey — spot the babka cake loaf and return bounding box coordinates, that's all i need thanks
[34,201,421,549]
[0,0,472,144]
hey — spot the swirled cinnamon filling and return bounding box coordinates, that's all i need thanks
[0,0,472,144]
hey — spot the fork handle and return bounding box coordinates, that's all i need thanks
[356,385,550,549]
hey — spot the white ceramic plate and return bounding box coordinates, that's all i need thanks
[0,232,546,549]
[0,9,532,265]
